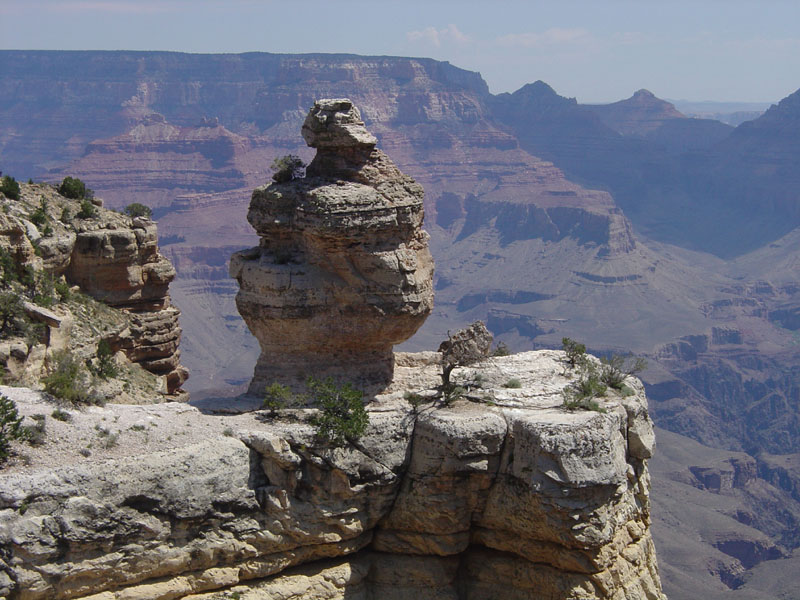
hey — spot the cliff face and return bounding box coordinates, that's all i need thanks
[0,350,665,600]
[0,182,187,397]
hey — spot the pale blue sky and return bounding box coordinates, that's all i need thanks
[2,0,798,103]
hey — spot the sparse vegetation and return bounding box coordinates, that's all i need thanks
[42,351,90,403]
[77,199,98,219]
[599,354,648,390]
[271,154,306,183]
[492,341,511,357]
[0,175,20,200]
[561,357,607,413]
[263,382,293,417]
[0,395,27,461]
[308,377,368,446]
[51,408,72,422]
[404,390,427,412]
[23,414,47,446]
[124,202,152,219]
[29,198,48,227]
[503,378,522,388]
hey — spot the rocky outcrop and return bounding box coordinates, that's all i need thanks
[0,183,188,396]
[231,99,434,394]
[0,350,665,600]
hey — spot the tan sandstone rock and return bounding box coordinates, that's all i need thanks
[0,350,666,600]
[230,99,434,395]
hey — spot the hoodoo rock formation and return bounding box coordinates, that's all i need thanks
[231,99,434,394]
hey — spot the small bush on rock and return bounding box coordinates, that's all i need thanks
[561,360,607,413]
[562,337,587,369]
[0,395,27,461]
[77,199,98,219]
[124,203,152,219]
[263,382,293,417]
[599,354,648,390]
[308,377,368,446]
[43,351,90,403]
[0,175,21,200]
[58,176,87,200]
[271,154,306,183]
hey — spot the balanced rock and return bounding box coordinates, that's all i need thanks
[230,99,434,394]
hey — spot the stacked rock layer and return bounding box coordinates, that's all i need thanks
[231,99,434,394]
[0,350,666,599]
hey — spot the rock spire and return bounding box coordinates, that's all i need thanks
[230,98,434,394]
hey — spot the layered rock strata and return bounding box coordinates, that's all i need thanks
[0,183,188,396]
[0,350,665,599]
[230,99,434,394]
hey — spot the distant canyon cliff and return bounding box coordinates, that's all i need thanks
[1,50,800,598]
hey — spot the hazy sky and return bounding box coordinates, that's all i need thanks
[2,0,798,103]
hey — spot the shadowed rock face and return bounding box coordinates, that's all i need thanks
[231,99,434,394]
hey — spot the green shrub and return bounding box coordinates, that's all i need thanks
[58,176,87,200]
[263,382,293,416]
[0,292,26,335]
[404,390,427,412]
[77,199,98,219]
[599,354,648,390]
[32,272,57,307]
[308,377,368,446]
[491,341,511,357]
[54,278,71,302]
[60,207,72,223]
[51,408,72,422]
[0,247,17,285]
[22,414,46,446]
[94,339,117,379]
[561,360,607,412]
[42,351,89,403]
[503,378,522,388]
[271,154,306,183]
[124,203,152,219]
[0,175,20,200]
[29,198,48,227]
[0,395,27,461]
[562,337,587,369]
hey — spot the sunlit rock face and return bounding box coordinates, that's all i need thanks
[231,99,434,395]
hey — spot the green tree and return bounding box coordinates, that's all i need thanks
[0,175,20,200]
[308,377,368,446]
[271,155,306,183]
[0,395,27,461]
[58,176,87,199]
[124,203,152,219]
[561,337,587,369]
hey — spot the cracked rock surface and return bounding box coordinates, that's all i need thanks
[0,350,666,600]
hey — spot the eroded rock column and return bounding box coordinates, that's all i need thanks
[231,99,434,394]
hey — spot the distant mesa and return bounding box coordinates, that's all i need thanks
[230,98,434,394]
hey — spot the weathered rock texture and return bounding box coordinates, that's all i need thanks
[0,350,665,600]
[230,99,434,394]
[0,183,188,396]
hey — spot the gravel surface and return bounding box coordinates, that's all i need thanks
[0,385,270,476]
